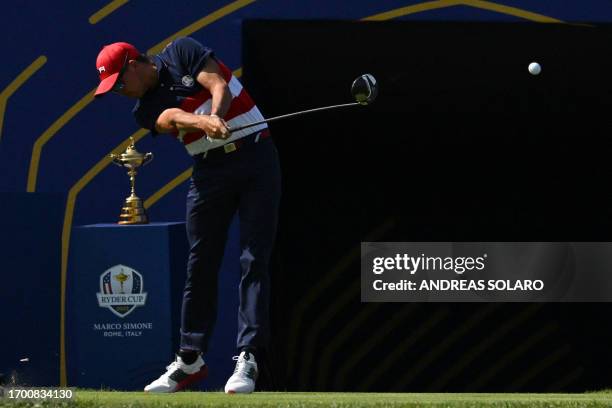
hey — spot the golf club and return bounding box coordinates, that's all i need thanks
[228,73,378,133]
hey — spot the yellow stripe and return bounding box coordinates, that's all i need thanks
[288,251,371,372]
[429,304,541,390]
[298,281,360,385]
[363,0,563,22]
[362,0,462,21]
[508,344,571,389]
[27,90,95,192]
[0,101,6,141]
[286,219,395,375]
[89,0,129,25]
[461,0,563,22]
[387,304,500,390]
[59,128,148,386]
[359,307,452,390]
[147,0,257,55]
[546,367,584,392]
[467,323,558,389]
[59,193,75,388]
[144,167,192,209]
[333,305,426,389]
[316,303,382,388]
[0,56,47,141]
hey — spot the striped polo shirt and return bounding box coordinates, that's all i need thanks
[133,37,268,156]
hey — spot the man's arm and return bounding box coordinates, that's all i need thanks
[155,58,231,138]
[196,58,232,118]
[155,108,229,138]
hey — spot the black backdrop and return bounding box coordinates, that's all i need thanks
[242,20,612,392]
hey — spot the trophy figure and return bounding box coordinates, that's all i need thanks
[110,137,153,225]
[114,271,129,294]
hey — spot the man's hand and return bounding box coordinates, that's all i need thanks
[155,58,232,137]
[204,115,231,139]
[155,108,232,137]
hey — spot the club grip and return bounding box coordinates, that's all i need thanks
[228,121,264,133]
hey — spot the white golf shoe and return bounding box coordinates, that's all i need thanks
[144,354,207,393]
[224,351,258,394]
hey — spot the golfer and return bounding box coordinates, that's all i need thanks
[94,37,281,394]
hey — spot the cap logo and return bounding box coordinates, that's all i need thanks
[182,75,194,87]
[98,66,106,73]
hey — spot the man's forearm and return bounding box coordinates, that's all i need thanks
[210,82,232,118]
[166,108,229,139]
[171,110,209,133]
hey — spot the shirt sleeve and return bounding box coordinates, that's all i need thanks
[133,102,160,136]
[173,37,215,78]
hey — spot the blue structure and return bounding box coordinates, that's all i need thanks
[0,193,64,386]
[66,221,240,390]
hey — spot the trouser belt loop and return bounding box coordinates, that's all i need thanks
[194,128,270,160]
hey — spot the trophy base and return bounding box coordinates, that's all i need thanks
[118,195,149,225]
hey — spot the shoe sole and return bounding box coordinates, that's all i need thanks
[225,388,254,394]
[145,365,209,393]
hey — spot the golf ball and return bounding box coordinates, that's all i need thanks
[528,62,541,75]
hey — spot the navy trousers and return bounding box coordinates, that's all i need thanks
[180,136,281,354]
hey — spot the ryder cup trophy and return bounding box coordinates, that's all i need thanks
[110,137,153,225]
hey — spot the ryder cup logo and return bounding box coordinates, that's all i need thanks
[182,75,194,87]
[97,264,147,318]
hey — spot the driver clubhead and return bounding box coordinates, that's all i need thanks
[351,74,378,105]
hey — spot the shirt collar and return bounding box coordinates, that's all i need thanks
[141,56,167,99]
[152,55,165,74]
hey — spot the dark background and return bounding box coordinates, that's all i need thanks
[243,20,612,392]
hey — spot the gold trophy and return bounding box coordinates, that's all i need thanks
[115,271,129,293]
[110,137,153,225]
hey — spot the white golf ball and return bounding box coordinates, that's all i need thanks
[528,62,541,75]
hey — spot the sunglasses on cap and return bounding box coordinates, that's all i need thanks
[111,53,130,93]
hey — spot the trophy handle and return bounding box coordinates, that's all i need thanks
[109,153,124,167]
[143,152,154,166]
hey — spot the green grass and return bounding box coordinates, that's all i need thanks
[3,391,612,408]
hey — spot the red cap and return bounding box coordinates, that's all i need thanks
[95,42,140,97]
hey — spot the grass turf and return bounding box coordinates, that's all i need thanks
[2,391,612,408]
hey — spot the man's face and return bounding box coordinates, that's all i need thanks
[113,60,147,98]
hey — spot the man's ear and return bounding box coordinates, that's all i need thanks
[128,59,139,69]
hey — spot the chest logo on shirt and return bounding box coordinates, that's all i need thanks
[182,75,195,87]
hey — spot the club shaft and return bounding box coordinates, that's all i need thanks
[229,102,360,133]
